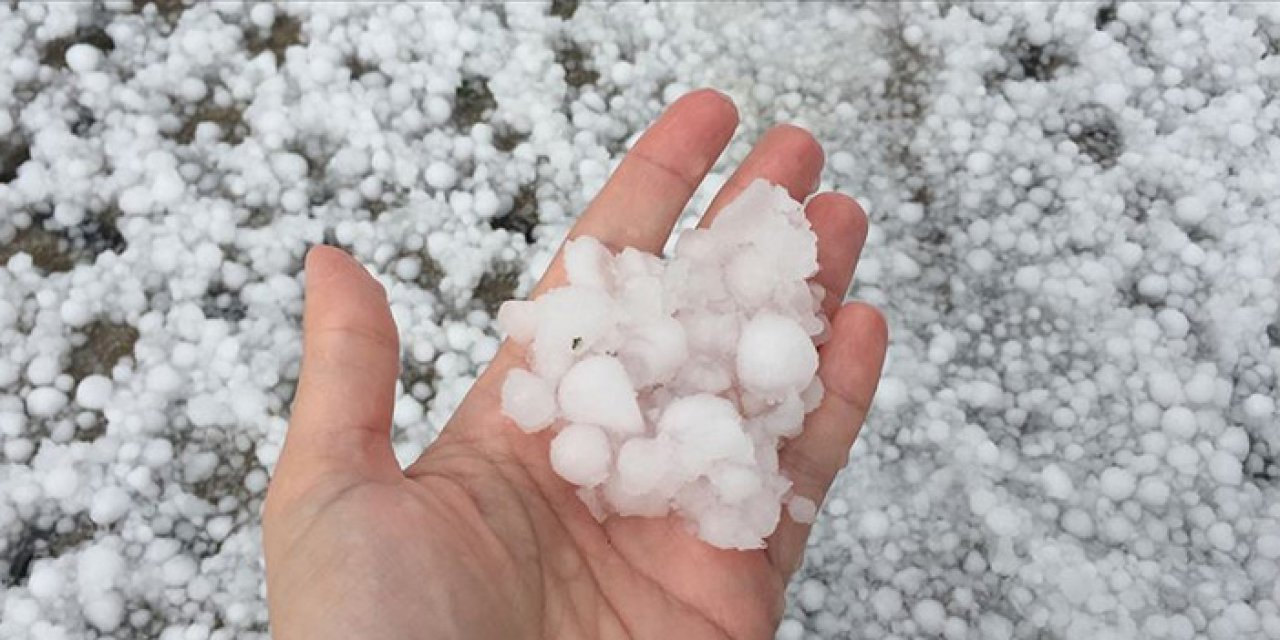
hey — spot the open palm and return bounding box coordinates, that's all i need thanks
[262,90,888,640]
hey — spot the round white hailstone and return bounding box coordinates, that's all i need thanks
[43,464,79,499]
[1207,450,1243,486]
[563,236,614,289]
[615,437,676,496]
[117,185,153,215]
[557,356,644,436]
[549,423,613,488]
[776,619,805,640]
[708,464,763,504]
[1174,195,1208,225]
[1137,477,1170,506]
[1062,508,1094,538]
[985,506,1019,536]
[1227,122,1257,147]
[162,554,198,587]
[912,598,947,635]
[1243,394,1275,418]
[898,202,924,224]
[26,386,68,417]
[26,355,59,385]
[1099,467,1137,501]
[151,170,185,207]
[393,395,424,428]
[725,249,776,308]
[860,509,890,538]
[500,369,556,433]
[1041,464,1074,499]
[1161,406,1197,439]
[875,377,908,410]
[497,300,537,344]
[1257,535,1280,559]
[787,495,818,524]
[1207,522,1236,552]
[89,487,131,525]
[424,161,458,190]
[737,313,818,397]
[532,288,616,378]
[800,377,824,412]
[1137,274,1168,300]
[872,586,904,620]
[145,364,183,395]
[966,150,994,175]
[75,375,114,411]
[78,544,123,594]
[658,394,753,472]
[84,592,124,632]
[749,392,805,438]
[798,578,827,612]
[65,44,102,72]
[1183,372,1215,404]
[27,562,63,601]
[616,317,688,388]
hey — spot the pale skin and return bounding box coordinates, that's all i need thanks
[262,89,889,640]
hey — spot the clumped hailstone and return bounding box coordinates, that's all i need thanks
[500,179,826,549]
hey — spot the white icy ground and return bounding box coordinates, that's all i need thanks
[0,2,1278,638]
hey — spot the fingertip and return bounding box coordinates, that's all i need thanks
[807,192,869,251]
[765,124,824,194]
[672,87,739,124]
[835,301,889,345]
[821,302,889,412]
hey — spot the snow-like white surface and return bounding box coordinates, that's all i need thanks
[1,2,1279,638]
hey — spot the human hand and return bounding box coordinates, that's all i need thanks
[262,89,888,640]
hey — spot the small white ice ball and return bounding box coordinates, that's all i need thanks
[1174,195,1208,226]
[26,386,68,417]
[500,369,557,433]
[65,44,102,73]
[424,161,458,190]
[75,375,114,411]
[737,313,818,397]
[89,487,132,525]
[615,437,676,496]
[497,300,537,344]
[787,495,818,524]
[549,423,612,488]
[557,356,644,436]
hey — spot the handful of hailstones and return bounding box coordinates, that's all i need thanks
[499,179,828,549]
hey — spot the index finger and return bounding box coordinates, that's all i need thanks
[532,89,738,296]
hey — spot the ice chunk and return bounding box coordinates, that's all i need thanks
[615,437,678,496]
[563,236,614,289]
[497,300,538,344]
[616,316,687,388]
[557,356,644,435]
[531,288,615,378]
[737,313,819,397]
[89,487,131,525]
[75,375,114,411]
[787,495,818,524]
[500,368,557,433]
[549,423,612,488]
[497,179,828,549]
[27,387,69,417]
[658,394,753,472]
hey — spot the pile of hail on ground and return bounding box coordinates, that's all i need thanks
[3,0,1280,639]
[500,179,825,550]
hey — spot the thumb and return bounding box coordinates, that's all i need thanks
[274,246,402,488]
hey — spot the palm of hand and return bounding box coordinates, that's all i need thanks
[264,91,887,640]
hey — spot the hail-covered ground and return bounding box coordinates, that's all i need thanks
[1,2,1278,638]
